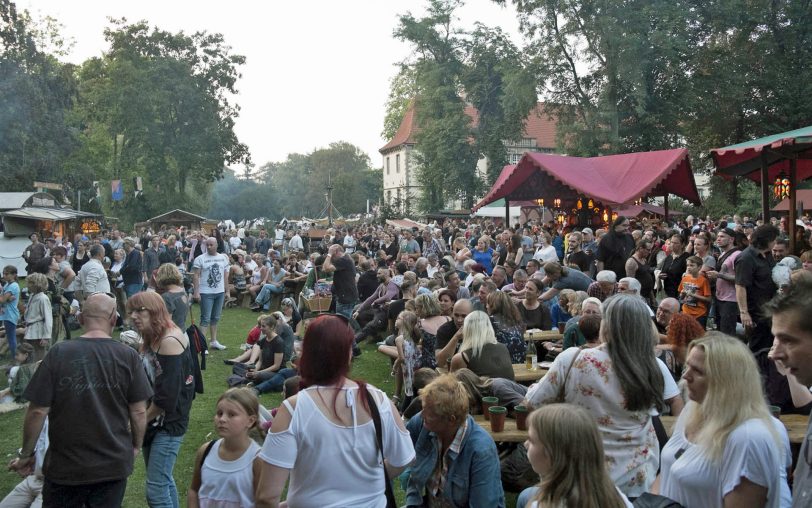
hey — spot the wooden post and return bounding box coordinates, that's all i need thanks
[760,153,770,223]
[663,195,669,223]
[789,158,797,254]
[505,199,510,227]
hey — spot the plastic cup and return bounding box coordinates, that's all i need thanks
[482,396,499,421]
[514,405,529,430]
[489,406,507,432]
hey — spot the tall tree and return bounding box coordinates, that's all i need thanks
[75,19,250,225]
[462,23,537,184]
[0,0,78,192]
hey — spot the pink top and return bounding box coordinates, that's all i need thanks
[715,250,741,302]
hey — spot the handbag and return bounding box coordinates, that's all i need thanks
[632,492,684,507]
[364,388,397,508]
[556,349,581,403]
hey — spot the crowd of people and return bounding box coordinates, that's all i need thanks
[2,211,812,507]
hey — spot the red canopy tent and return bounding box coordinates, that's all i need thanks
[473,149,701,224]
[711,125,812,253]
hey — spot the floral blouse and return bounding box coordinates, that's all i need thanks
[525,345,659,498]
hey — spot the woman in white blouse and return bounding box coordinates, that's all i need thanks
[658,333,788,508]
[523,294,681,500]
[255,315,415,508]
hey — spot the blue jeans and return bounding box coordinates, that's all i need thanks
[517,486,539,508]
[3,320,16,357]
[143,431,184,508]
[124,283,143,298]
[255,368,297,393]
[199,292,225,327]
[256,283,283,308]
[335,301,357,320]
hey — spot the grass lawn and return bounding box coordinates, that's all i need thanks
[0,305,519,507]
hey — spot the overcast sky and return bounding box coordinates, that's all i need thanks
[19,0,523,172]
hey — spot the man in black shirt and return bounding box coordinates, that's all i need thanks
[323,244,360,354]
[596,216,635,281]
[735,224,778,353]
[11,293,152,507]
[356,260,378,302]
[435,299,473,368]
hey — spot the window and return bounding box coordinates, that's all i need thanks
[386,157,390,175]
[386,190,392,203]
[396,154,400,173]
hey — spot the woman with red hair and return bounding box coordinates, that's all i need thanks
[255,314,415,508]
[657,312,706,381]
[127,291,195,508]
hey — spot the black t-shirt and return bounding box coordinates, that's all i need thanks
[596,232,634,280]
[332,255,358,304]
[259,335,285,371]
[388,299,408,322]
[435,319,459,351]
[148,340,196,437]
[661,253,689,298]
[567,250,592,273]
[519,303,552,331]
[735,246,777,320]
[357,270,379,302]
[24,338,153,485]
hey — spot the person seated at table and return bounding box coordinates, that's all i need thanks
[543,297,602,357]
[486,291,527,364]
[518,279,552,331]
[405,374,505,507]
[658,333,790,508]
[453,367,527,414]
[450,311,514,381]
[520,404,634,508]
[524,294,682,499]
[549,289,575,329]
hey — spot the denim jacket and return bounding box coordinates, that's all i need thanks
[405,413,505,508]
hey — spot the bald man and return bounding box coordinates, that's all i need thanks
[436,299,474,368]
[655,297,681,341]
[12,293,153,506]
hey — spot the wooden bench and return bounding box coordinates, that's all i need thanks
[475,413,809,446]
[524,329,563,342]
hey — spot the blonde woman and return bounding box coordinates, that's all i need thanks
[23,272,52,361]
[378,310,422,407]
[658,334,789,507]
[521,404,633,508]
[450,310,514,380]
[413,294,450,370]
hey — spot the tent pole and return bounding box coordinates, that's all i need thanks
[789,158,797,254]
[505,199,510,227]
[663,195,669,223]
[760,153,770,223]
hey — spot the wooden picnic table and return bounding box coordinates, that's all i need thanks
[476,413,809,446]
[512,364,548,384]
[523,329,563,342]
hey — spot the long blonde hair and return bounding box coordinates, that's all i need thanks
[458,311,497,359]
[685,333,781,461]
[530,404,627,508]
[397,310,421,345]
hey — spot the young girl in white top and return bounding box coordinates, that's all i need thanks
[188,388,263,508]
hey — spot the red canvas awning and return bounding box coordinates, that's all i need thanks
[473,148,700,211]
[772,189,812,212]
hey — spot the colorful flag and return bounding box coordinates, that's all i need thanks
[111,180,123,201]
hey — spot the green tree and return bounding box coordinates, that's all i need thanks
[462,23,537,184]
[74,18,250,225]
[0,0,79,193]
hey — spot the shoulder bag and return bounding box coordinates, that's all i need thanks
[556,349,581,403]
[364,388,397,508]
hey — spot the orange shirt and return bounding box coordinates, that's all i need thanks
[678,273,710,318]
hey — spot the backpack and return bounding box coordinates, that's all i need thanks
[186,322,207,394]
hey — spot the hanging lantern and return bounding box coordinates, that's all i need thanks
[536,198,544,207]
[554,198,562,209]
[602,210,609,223]
[577,198,583,210]
[612,212,619,222]
[774,175,783,200]
[588,199,594,208]
[593,207,601,214]
[781,177,791,200]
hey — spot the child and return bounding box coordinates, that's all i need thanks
[0,343,36,404]
[378,310,421,408]
[188,388,263,508]
[678,255,711,327]
[0,265,21,357]
[23,273,52,362]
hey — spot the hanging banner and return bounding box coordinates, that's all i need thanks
[111,180,123,201]
[134,176,143,198]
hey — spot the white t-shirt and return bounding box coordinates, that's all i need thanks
[533,245,559,263]
[198,439,260,508]
[229,236,242,250]
[343,234,356,253]
[660,411,785,508]
[193,252,229,294]
[259,386,414,508]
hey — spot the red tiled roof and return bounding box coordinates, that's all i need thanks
[379,101,558,153]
